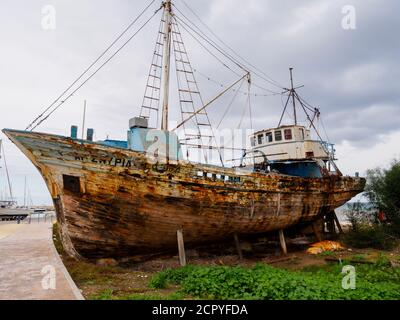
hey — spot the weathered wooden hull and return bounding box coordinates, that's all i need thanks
[3,129,365,260]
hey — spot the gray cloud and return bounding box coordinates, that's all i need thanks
[0,0,399,204]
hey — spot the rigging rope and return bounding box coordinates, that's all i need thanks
[174,13,284,97]
[171,16,224,166]
[174,13,249,74]
[175,17,243,78]
[139,7,166,128]
[247,74,253,132]
[174,13,281,95]
[173,73,248,131]
[173,3,284,91]
[193,69,281,97]
[215,78,245,129]
[29,5,162,131]
[27,0,160,131]
[177,0,284,89]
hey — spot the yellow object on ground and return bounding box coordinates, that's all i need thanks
[306,240,345,255]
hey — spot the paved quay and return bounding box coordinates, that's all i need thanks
[0,221,84,300]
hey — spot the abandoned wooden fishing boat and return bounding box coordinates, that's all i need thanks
[3,0,365,260]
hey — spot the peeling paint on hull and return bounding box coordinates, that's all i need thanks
[3,129,365,260]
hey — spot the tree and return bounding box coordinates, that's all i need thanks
[365,160,400,235]
[345,201,374,232]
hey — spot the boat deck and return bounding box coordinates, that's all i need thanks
[0,209,29,221]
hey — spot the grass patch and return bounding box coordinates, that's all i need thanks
[352,254,367,262]
[318,251,335,257]
[150,263,400,300]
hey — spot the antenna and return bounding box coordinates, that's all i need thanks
[278,68,304,127]
[289,68,297,125]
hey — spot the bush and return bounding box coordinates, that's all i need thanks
[345,201,375,232]
[365,160,400,234]
[342,224,398,250]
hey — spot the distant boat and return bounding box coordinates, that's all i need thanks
[3,0,365,260]
[0,139,17,209]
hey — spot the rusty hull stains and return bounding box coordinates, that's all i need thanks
[3,129,365,260]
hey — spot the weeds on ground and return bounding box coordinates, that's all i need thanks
[149,262,400,300]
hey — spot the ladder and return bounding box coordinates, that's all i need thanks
[171,19,217,162]
[139,14,165,128]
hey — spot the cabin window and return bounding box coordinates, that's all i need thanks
[197,171,203,177]
[226,176,240,183]
[274,130,282,141]
[63,175,81,194]
[257,134,264,145]
[284,129,292,140]
[250,137,255,147]
[299,128,305,140]
[266,132,273,143]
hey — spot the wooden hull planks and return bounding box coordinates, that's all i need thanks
[3,129,365,260]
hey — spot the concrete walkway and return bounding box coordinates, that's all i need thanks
[0,222,84,300]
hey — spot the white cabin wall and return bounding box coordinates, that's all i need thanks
[250,125,329,163]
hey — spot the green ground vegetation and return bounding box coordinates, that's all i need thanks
[149,261,400,300]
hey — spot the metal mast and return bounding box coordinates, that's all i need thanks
[289,67,297,125]
[160,0,172,130]
[0,141,14,202]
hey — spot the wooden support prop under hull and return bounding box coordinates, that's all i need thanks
[325,211,337,235]
[333,211,344,234]
[312,221,323,241]
[279,229,287,255]
[177,229,187,267]
[234,233,243,260]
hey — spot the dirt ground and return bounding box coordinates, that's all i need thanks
[57,234,400,300]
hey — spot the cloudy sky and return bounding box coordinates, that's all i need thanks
[0,0,399,205]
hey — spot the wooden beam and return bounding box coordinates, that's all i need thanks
[312,221,323,241]
[325,211,336,235]
[333,211,344,234]
[233,233,243,260]
[177,229,187,267]
[279,229,287,255]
